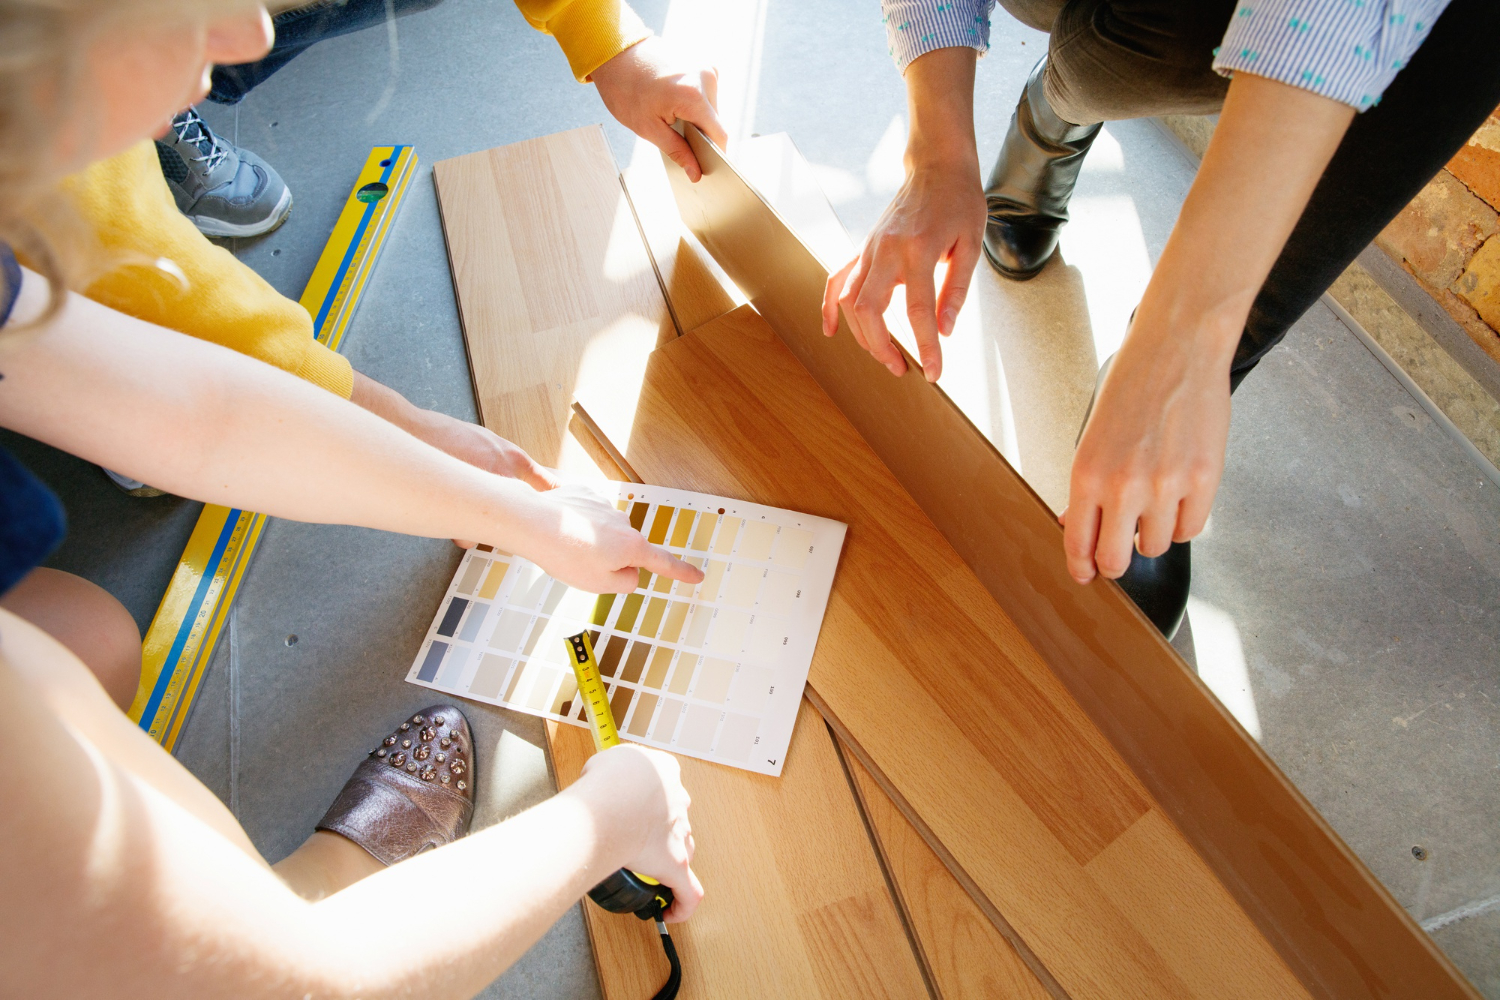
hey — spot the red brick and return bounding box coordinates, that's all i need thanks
[1377,171,1498,289]
[1453,234,1500,333]
[1446,113,1500,212]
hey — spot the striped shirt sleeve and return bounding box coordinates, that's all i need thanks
[883,0,996,72]
[1212,0,1452,111]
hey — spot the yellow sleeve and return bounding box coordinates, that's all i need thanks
[45,140,354,399]
[513,0,651,82]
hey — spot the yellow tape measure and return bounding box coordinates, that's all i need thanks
[566,631,620,751]
[131,145,419,749]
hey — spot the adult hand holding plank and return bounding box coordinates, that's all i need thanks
[591,35,728,182]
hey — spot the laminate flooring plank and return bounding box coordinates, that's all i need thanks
[620,149,739,336]
[549,701,931,1000]
[439,133,925,1000]
[433,126,674,467]
[580,305,1313,1000]
[843,746,1057,1000]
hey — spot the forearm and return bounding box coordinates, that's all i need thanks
[904,46,978,171]
[0,276,546,553]
[1134,72,1355,358]
[303,770,634,997]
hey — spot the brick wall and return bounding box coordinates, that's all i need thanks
[1377,109,1500,364]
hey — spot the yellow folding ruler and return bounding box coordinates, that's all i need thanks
[130,145,419,749]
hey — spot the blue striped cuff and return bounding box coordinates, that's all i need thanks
[883,0,993,72]
[1212,0,1451,111]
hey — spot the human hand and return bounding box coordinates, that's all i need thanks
[1062,315,1232,584]
[581,744,702,922]
[591,35,727,182]
[821,155,983,382]
[518,483,705,594]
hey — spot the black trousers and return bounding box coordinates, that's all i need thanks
[1000,0,1500,386]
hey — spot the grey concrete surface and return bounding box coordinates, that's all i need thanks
[13,0,1495,994]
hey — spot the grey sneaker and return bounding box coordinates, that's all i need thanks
[155,108,292,238]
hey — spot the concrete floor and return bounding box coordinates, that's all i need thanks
[7,0,1496,994]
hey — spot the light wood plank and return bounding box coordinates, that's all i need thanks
[433,126,674,466]
[582,304,1313,1000]
[843,747,1056,1000]
[620,146,740,335]
[549,702,932,1000]
[1084,808,1306,1000]
[438,131,928,1000]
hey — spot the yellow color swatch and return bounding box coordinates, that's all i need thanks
[690,514,718,551]
[660,601,689,642]
[639,597,668,636]
[669,509,696,548]
[712,516,742,555]
[668,654,698,694]
[648,505,675,544]
[644,647,674,688]
[477,560,509,599]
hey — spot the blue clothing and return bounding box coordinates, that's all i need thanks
[882,0,1450,110]
[0,246,67,596]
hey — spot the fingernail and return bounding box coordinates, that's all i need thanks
[940,308,957,334]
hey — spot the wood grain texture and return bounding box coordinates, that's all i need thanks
[433,126,674,466]
[583,305,1314,1000]
[665,126,1479,1000]
[439,131,927,1000]
[549,702,932,1000]
[842,747,1056,1000]
[620,146,739,336]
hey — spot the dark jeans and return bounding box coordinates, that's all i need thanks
[208,0,448,105]
[1001,0,1500,387]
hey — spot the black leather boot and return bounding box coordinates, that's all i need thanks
[983,57,1102,281]
[1077,357,1191,640]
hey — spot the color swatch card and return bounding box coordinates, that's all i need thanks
[405,484,847,776]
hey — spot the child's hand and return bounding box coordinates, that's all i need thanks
[521,484,704,595]
[582,744,702,922]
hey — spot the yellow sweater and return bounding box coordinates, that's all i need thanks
[52,0,649,399]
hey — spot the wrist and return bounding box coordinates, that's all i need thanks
[564,765,645,871]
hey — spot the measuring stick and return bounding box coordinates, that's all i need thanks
[131,145,418,748]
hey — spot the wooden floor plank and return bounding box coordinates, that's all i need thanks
[550,702,931,1000]
[436,133,928,1000]
[842,745,1058,1000]
[581,304,1313,1000]
[433,126,674,467]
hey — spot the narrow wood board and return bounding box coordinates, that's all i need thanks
[549,701,931,1000]
[433,126,675,467]
[580,304,1311,1000]
[436,131,928,1000]
[620,146,740,336]
[841,745,1057,1000]
[664,125,1479,1000]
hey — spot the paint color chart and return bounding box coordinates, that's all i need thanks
[405,484,847,775]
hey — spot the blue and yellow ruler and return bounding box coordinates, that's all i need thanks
[130,145,419,749]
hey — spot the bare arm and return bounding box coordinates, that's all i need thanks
[0,271,701,594]
[0,611,699,1000]
[821,45,983,381]
[1065,73,1355,581]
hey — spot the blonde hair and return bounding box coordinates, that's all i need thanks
[0,0,259,319]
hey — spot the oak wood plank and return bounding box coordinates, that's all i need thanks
[842,747,1057,1000]
[433,126,673,467]
[664,125,1477,1000]
[549,702,932,1000]
[438,130,928,1000]
[589,305,1302,1000]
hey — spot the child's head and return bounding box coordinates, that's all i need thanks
[0,1,272,306]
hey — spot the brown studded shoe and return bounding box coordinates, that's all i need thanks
[316,705,476,866]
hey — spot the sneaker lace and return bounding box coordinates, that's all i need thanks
[170,108,230,171]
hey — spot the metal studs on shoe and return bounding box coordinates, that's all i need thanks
[316,705,477,867]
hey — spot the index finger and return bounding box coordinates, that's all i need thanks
[846,252,907,376]
[903,264,943,382]
[682,90,727,149]
[637,542,706,583]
